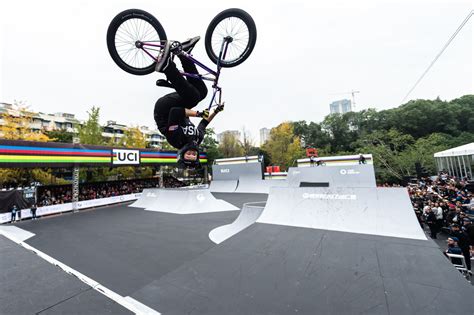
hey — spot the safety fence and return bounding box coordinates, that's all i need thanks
[0,193,141,224]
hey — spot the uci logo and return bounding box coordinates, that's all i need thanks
[113,149,140,165]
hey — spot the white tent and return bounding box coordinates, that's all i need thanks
[434,143,474,179]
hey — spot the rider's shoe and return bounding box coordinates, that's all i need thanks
[156,79,174,88]
[155,41,172,72]
[181,36,200,54]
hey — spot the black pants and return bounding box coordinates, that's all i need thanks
[154,56,207,133]
[460,247,471,270]
[428,223,437,239]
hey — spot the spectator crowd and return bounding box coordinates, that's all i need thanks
[408,171,474,272]
[37,176,185,206]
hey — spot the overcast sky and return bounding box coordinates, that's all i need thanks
[1,0,472,144]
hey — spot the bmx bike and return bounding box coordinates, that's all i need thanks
[106,8,257,110]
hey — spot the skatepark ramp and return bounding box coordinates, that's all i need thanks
[209,180,238,193]
[257,187,426,240]
[130,188,239,214]
[129,188,160,208]
[210,155,264,193]
[209,201,266,244]
[286,163,376,188]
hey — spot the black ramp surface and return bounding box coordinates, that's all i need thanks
[131,224,474,315]
[0,235,130,315]
[20,204,239,296]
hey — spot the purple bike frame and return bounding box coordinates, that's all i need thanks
[141,39,230,110]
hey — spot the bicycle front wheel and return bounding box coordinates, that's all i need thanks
[106,9,167,75]
[205,8,257,68]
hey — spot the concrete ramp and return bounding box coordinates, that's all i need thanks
[209,201,265,244]
[287,164,376,188]
[257,187,426,240]
[209,180,238,193]
[234,178,287,194]
[129,188,160,208]
[144,189,239,214]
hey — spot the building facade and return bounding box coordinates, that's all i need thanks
[0,103,165,147]
[259,127,270,145]
[329,99,352,114]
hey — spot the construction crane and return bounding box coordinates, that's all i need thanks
[330,90,360,110]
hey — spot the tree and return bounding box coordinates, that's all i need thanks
[119,126,146,148]
[201,128,221,164]
[218,132,244,158]
[78,106,104,145]
[262,122,304,170]
[241,127,256,156]
[45,130,73,143]
[0,101,50,142]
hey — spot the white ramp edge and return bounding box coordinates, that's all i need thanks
[0,226,160,315]
[209,201,266,244]
[256,187,427,240]
[129,188,161,208]
[210,180,238,193]
[234,178,288,194]
[144,189,239,214]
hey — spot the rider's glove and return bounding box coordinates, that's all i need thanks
[196,110,209,119]
[215,103,225,114]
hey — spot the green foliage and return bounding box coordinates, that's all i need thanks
[201,128,221,165]
[78,106,104,145]
[262,122,305,170]
[285,95,474,183]
[218,131,244,158]
[45,130,73,143]
[119,126,146,148]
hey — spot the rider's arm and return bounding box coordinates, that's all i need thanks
[185,108,200,117]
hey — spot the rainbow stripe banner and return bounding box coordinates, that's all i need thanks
[0,140,207,168]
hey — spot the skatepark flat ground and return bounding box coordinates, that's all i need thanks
[2,191,474,314]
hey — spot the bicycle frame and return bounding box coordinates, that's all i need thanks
[140,39,231,111]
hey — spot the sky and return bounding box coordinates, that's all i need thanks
[0,0,472,145]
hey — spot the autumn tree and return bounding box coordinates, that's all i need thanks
[120,126,146,148]
[262,122,305,170]
[0,101,50,142]
[218,132,244,158]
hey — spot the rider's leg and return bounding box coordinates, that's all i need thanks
[178,54,208,107]
[163,60,201,107]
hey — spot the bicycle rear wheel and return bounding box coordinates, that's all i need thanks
[107,9,167,75]
[205,8,257,68]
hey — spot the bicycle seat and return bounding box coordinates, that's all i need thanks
[156,79,174,88]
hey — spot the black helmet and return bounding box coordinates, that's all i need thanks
[177,142,201,169]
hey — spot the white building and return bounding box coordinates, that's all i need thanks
[259,127,271,145]
[0,102,80,133]
[139,126,165,148]
[329,99,352,114]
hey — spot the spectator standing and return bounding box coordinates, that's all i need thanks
[30,203,37,220]
[450,224,471,271]
[433,203,443,234]
[425,207,438,239]
[10,205,17,223]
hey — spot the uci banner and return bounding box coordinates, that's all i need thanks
[0,139,207,168]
